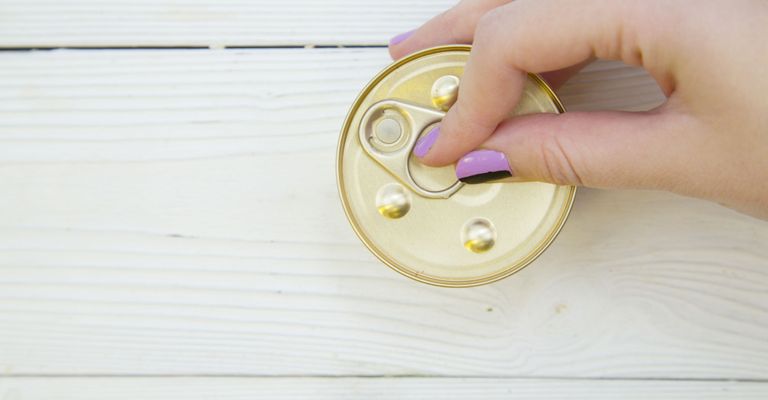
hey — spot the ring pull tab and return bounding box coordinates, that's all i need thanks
[359,99,463,199]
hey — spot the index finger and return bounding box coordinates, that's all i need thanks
[388,0,512,60]
[418,0,654,166]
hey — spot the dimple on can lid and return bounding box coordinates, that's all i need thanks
[337,45,576,287]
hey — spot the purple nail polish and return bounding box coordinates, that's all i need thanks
[456,150,513,184]
[413,126,439,158]
[389,29,415,46]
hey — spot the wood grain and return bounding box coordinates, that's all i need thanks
[1,49,767,378]
[0,0,454,47]
[2,378,768,399]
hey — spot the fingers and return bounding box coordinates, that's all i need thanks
[455,109,697,191]
[388,0,512,60]
[419,0,654,167]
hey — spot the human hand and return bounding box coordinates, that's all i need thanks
[388,0,768,219]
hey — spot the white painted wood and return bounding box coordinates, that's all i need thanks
[0,49,767,379]
[0,0,455,47]
[2,378,768,399]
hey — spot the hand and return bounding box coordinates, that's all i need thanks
[388,0,768,219]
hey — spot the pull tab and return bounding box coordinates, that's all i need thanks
[358,99,463,199]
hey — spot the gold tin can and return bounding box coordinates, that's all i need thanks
[337,45,575,287]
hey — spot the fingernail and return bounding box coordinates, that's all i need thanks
[413,126,440,158]
[456,150,513,184]
[389,29,415,46]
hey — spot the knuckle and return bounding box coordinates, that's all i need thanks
[440,6,460,26]
[441,8,466,40]
[539,133,585,186]
[475,8,504,41]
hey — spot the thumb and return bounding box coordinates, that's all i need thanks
[455,110,697,190]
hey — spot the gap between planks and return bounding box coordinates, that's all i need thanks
[2,375,768,383]
[3,377,767,400]
[0,45,389,51]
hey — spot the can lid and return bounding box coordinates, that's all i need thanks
[337,45,576,287]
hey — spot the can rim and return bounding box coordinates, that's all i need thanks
[336,45,576,288]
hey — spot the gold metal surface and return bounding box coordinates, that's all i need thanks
[359,99,462,199]
[462,218,496,254]
[431,75,460,110]
[375,183,411,219]
[337,45,576,288]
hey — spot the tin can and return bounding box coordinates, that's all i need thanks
[337,45,575,287]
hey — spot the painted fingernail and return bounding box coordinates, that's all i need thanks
[389,29,415,46]
[413,126,440,158]
[456,150,513,184]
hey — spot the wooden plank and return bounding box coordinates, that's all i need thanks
[2,378,768,399]
[0,49,767,378]
[0,0,454,47]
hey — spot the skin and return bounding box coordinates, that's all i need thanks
[389,0,768,219]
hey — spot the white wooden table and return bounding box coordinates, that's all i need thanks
[1,1,767,398]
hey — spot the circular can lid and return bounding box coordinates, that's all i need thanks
[337,45,576,287]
